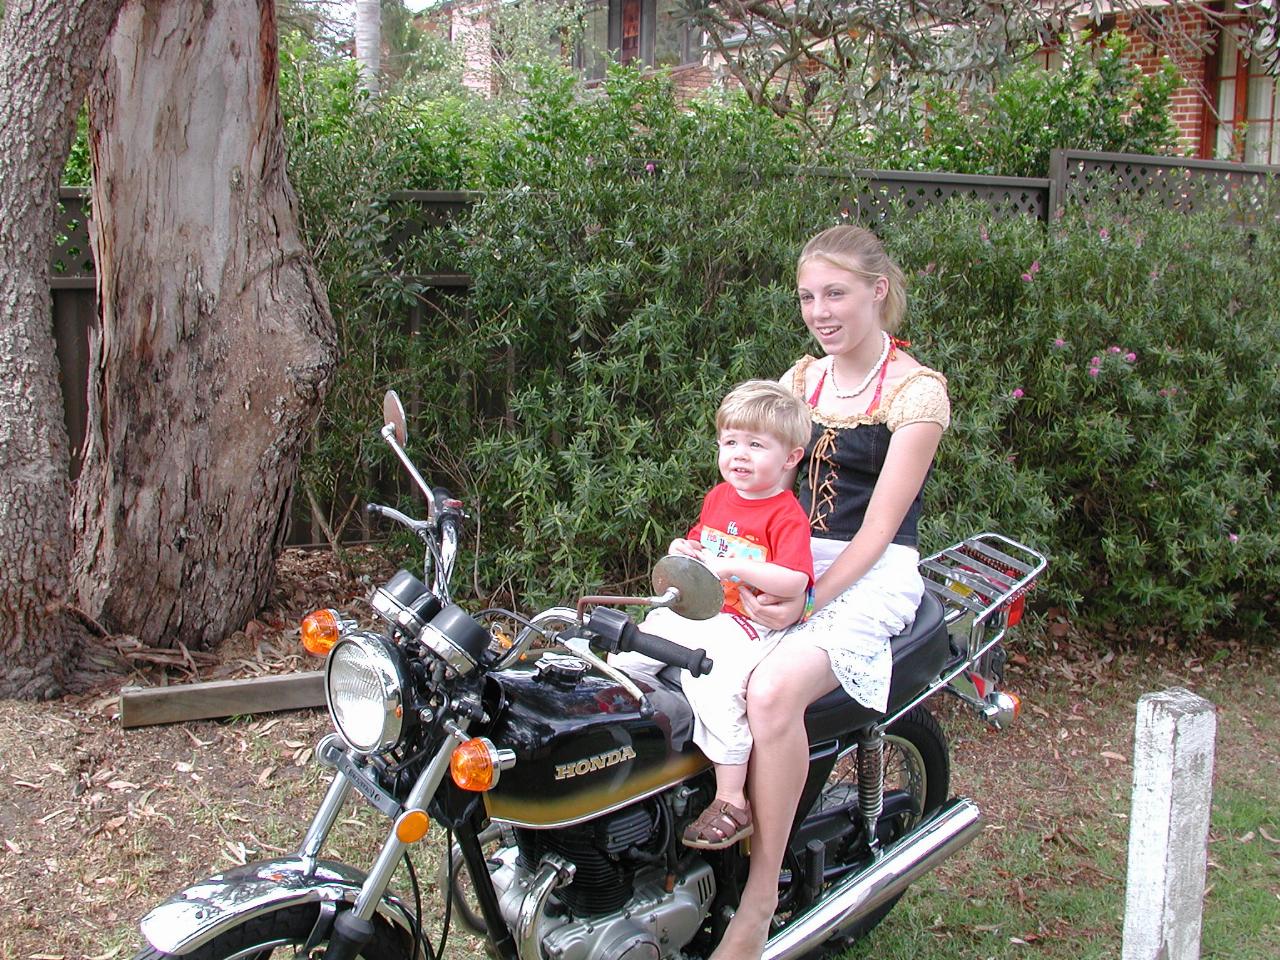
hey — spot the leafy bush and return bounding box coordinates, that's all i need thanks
[419,67,830,603]
[281,52,1277,638]
[276,32,516,544]
[894,198,1280,635]
[871,33,1181,177]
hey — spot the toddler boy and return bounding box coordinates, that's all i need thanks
[611,380,813,849]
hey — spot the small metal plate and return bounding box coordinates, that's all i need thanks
[652,555,723,621]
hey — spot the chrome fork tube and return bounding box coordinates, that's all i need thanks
[298,773,355,871]
[350,721,470,921]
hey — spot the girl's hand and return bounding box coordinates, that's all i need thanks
[739,588,806,630]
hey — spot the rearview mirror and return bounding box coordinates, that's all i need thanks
[383,390,407,447]
[651,555,724,621]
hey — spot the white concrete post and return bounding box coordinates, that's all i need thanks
[1121,687,1217,960]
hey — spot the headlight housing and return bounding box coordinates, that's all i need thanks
[325,632,411,754]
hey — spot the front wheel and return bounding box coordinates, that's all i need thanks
[132,903,412,960]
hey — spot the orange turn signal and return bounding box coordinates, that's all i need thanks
[394,808,431,843]
[1005,692,1022,721]
[451,738,500,792]
[301,609,341,656]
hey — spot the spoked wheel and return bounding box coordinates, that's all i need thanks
[794,705,950,958]
[132,903,412,960]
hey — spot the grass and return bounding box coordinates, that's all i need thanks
[829,640,1280,960]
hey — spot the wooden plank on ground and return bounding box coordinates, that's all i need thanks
[120,671,326,728]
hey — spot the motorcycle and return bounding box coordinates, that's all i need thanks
[133,391,1046,960]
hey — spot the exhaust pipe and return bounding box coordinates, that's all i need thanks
[763,798,984,960]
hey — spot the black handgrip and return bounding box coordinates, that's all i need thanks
[585,607,714,677]
[627,629,714,679]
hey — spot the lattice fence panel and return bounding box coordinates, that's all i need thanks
[847,175,1049,224]
[1059,153,1280,225]
[52,188,94,285]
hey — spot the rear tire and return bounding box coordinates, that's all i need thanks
[132,903,412,960]
[797,705,950,957]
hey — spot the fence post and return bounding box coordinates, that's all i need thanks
[1047,149,1068,220]
[1121,688,1217,960]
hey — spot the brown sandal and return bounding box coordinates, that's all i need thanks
[682,799,753,850]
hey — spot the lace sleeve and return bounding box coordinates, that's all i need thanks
[886,370,950,432]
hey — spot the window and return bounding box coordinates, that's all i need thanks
[577,0,702,80]
[1210,25,1280,164]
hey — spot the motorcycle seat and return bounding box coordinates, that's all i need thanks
[802,588,949,741]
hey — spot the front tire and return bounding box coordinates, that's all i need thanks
[132,903,412,960]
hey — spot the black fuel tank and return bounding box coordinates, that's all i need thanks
[480,651,709,828]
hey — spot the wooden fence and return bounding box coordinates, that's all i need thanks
[49,150,1278,542]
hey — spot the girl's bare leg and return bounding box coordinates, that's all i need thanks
[710,642,838,960]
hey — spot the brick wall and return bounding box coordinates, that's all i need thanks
[1111,6,1216,156]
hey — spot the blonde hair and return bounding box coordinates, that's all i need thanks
[716,380,812,451]
[797,226,907,333]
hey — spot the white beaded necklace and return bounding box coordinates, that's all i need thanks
[829,331,892,399]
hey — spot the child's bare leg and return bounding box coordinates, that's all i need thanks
[713,760,749,809]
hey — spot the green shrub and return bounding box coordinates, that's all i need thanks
[424,66,830,603]
[894,198,1280,634]
[873,33,1181,177]
[282,54,1277,638]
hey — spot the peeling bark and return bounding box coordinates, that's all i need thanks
[72,0,337,648]
[0,0,125,698]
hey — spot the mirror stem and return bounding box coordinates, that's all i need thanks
[381,423,436,522]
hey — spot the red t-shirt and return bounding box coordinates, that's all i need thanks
[687,483,814,617]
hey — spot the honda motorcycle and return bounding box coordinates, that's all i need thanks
[133,391,1046,960]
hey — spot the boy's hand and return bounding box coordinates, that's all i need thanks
[699,554,734,580]
[668,538,704,559]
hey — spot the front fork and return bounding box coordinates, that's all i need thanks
[300,722,472,959]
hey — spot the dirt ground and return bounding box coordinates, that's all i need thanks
[1,547,1277,960]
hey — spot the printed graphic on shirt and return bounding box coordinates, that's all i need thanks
[699,525,767,615]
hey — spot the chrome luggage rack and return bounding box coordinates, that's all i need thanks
[920,532,1048,662]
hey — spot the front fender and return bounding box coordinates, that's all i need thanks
[139,856,415,955]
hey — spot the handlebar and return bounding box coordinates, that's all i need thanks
[367,502,432,538]
[628,628,714,678]
[584,607,713,678]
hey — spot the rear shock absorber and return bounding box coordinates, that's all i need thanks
[856,731,885,851]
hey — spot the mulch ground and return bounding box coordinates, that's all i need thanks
[0,546,1275,960]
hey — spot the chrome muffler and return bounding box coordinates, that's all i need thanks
[763,797,984,960]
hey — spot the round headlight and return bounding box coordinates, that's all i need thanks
[325,632,410,754]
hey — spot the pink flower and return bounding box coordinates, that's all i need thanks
[1029,260,1041,274]
[1091,356,1101,365]
[1099,228,1110,240]
[1088,368,1099,378]
[1109,346,1122,354]
[1011,388,1024,399]
[1052,338,1067,348]
[644,162,656,173]
[1124,352,1137,362]
[1021,272,1034,282]
[1229,533,1239,543]
[979,225,990,242]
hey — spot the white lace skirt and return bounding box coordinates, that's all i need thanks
[782,539,923,711]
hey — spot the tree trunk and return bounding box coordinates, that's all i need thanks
[0,0,125,698]
[72,0,337,649]
[355,0,382,95]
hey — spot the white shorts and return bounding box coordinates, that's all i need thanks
[608,606,782,765]
[778,540,922,711]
